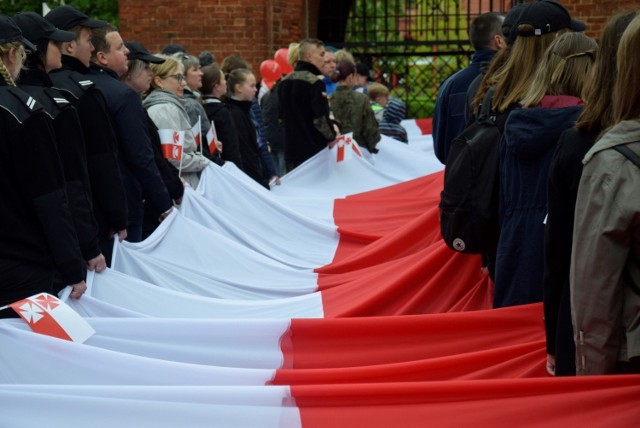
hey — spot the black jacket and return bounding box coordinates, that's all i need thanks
[0,81,85,287]
[226,97,268,188]
[260,86,284,153]
[277,60,336,170]
[89,63,172,226]
[543,125,600,375]
[50,56,127,241]
[18,67,100,262]
[202,96,243,167]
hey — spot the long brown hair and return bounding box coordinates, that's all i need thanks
[472,46,510,115]
[201,63,224,96]
[612,14,640,124]
[575,11,639,131]
[491,26,565,112]
[520,32,595,108]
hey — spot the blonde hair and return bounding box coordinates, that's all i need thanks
[472,46,510,115]
[287,43,299,68]
[520,32,596,108]
[492,26,566,112]
[0,41,25,86]
[367,82,389,101]
[612,15,640,123]
[335,48,355,64]
[148,55,182,92]
[576,11,639,131]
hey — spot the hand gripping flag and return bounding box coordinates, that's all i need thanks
[191,115,202,151]
[159,129,185,161]
[206,120,219,154]
[7,293,95,343]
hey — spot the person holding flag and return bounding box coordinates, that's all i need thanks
[122,41,185,239]
[0,15,86,317]
[143,55,211,189]
[173,52,223,166]
[201,63,243,167]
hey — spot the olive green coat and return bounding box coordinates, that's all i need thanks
[329,85,381,153]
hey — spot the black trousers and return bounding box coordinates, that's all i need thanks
[0,261,54,319]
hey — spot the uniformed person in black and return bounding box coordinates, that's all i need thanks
[13,12,107,286]
[0,15,86,317]
[45,6,128,265]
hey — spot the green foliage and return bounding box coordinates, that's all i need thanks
[0,0,118,26]
[344,0,473,118]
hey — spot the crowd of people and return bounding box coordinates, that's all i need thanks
[433,0,640,377]
[4,0,637,381]
[0,7,404,318]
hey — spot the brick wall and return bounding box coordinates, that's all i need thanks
[561,0,639,37]
[118,0,306,75]
[118,0,640,79]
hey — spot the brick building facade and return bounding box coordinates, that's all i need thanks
[118,0,638,79]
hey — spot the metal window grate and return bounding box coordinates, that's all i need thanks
[320,0,521,118]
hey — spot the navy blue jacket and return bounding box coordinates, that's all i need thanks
[494,97,583,308]
[433,50,497,164]
[50,55,127,243]
[89,64,172,227]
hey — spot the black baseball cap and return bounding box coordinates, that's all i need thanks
[45,6,108,31]
[0,15,37,51]
[503,3,527,44]
[355,62,374,81]
[13,12,75,47]
[125,41,165,64]
[517,0,586,37]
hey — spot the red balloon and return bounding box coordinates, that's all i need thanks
[274,48,293,74]
[260,59,282,82]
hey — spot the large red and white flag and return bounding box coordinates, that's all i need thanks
[190,115,201,151]
[8,292,95,343]
[158,129,185,161]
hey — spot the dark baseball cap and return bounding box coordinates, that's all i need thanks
[125,41,165,64]
[517,0,586,37]
[13,12,75,47]
[503,3,527,44]
[45,6,108,31]
[355,62,374,81]
[0,15,37,51]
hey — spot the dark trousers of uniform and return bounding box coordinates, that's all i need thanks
[0,261,54,319]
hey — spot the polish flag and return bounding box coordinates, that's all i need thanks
[8,292,95,343]
[207,120,219,154]
[2,137,639,426]
[158,129,185,161]
[190,115,201,150]
[2,304,639,426]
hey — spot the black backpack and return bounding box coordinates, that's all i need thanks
[439,89,512,254]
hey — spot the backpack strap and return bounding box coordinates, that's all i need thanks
[477,87,496,121]
[612,143,640,296]
[614,144,640,168]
